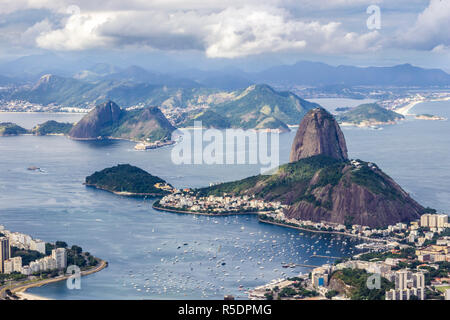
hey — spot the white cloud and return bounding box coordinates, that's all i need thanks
[398,0,450,50]
[33,5,380,57]
[2,0,445,58]
[36,12,114,50]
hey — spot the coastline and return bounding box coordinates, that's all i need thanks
[152,203,262,216]
[257,218,388,243]
[0,111,87,114]
[339,119,400,128]
[84,183,167,197]
[395,100,425,115]
[5,259,108,300]
[395,96,450,116]
[153,204,388,243]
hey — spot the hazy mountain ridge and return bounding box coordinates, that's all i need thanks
[180,84,319,130]
[252,61,450,87]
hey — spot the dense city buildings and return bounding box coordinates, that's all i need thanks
[0,225,67,275]
[248,213,450,300]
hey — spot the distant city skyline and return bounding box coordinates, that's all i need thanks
[0,1,449,72]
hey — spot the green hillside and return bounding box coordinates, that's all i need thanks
[182,109,231,129]
[32,120,73,135]
[336,103,404,125]
[210,84,319,129]
[85,164,170,196]
[0,122,29,136]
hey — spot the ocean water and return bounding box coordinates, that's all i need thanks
[0,99,449,299]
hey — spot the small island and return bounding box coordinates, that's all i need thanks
[0,121,75,137]
[85,164,174,196]
[0,122,29,136]
[31,120,74,135]
[336,103,404,127]
[415,114,446,121]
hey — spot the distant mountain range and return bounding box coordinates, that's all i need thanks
[5,74,318,130]
[1,56,450,88]
[252,61,450,87]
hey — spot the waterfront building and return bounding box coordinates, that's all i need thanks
[30,261,40,273]
[3,259,14,274]
[30,239,46,254]
[52,248,67,269]
[4,256,23,273]
[312,264,333,288]
[21,265,31,276]
[0,237,11,273]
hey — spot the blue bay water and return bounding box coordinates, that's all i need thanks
[0,99,449,299]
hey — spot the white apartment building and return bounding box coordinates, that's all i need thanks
[420,214,448,228]
[3,256,22,274]
[52,248,67,269]
[387,270,425,300]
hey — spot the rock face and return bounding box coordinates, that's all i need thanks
[290,108,348,162]
[69,101,123,139]
[283,161,424,228]
[203,108,425,228]
[69,101,174,141]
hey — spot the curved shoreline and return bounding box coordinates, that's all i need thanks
[152,203,261,216]
[395,96,450,116]
[257,218,388,243]
[153,204,388,243]
[2,259,108,300]
[84,184,166,197]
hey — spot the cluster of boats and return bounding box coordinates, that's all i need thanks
[117,214,362,299]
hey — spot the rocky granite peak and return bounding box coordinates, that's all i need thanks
[69,100,123,139]
[290,107,348,162]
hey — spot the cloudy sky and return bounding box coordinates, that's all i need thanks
[0,0,449,71]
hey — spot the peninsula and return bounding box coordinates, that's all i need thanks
[0,225,107,300]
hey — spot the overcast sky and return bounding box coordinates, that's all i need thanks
[0,0,449,71]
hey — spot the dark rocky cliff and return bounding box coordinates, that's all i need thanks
[290,107,348,162]
[69,101,174,141]
[69,101,123,139]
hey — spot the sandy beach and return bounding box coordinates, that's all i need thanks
[395,96,450,116]
[1,259,108,300]
[395,100,425,115]
[15,292,52,300]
